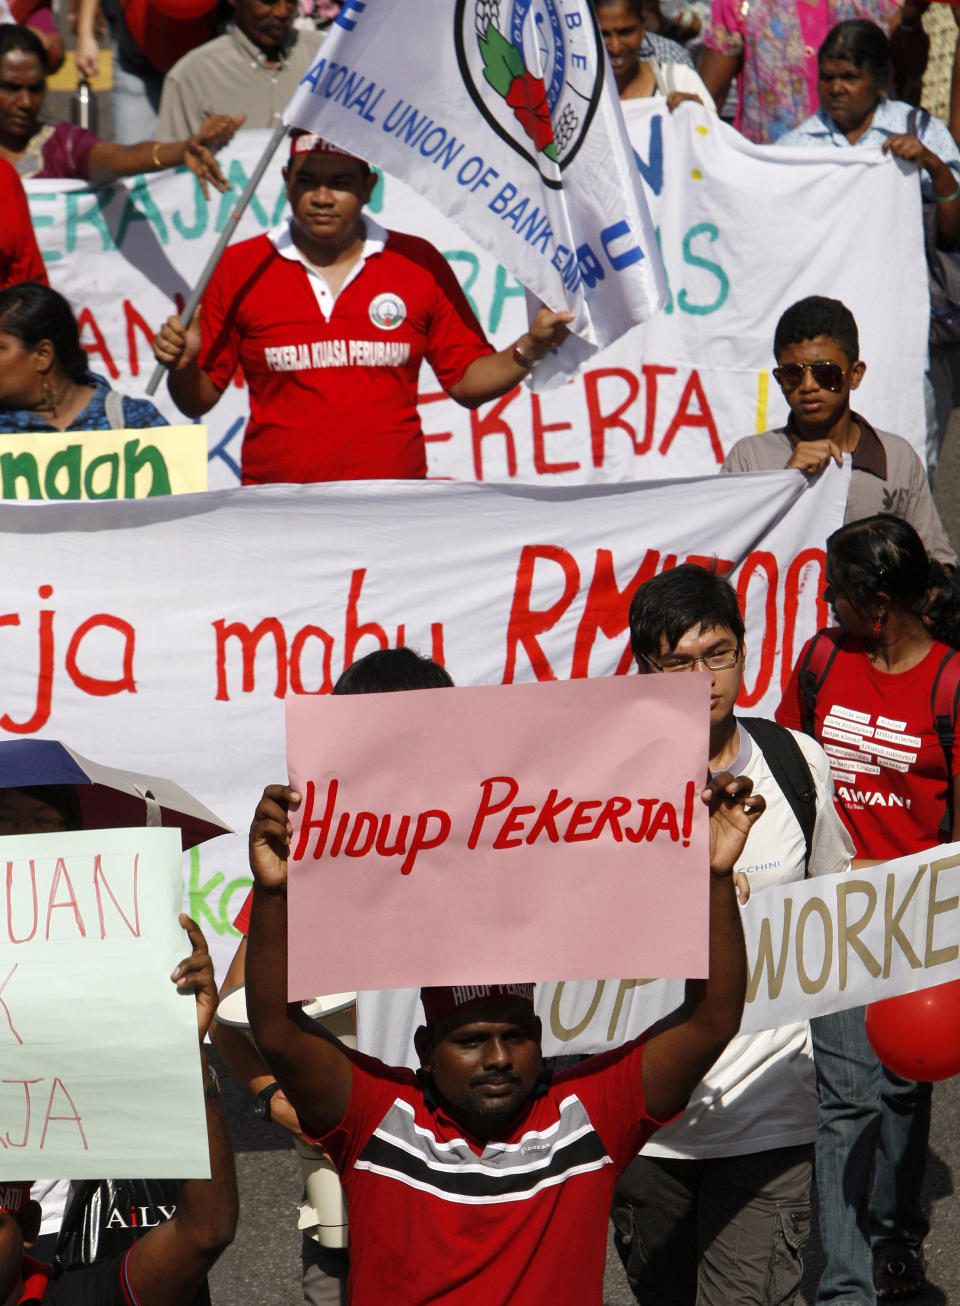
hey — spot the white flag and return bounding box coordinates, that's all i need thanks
[283,0,668,386]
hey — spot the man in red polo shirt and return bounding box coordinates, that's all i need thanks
[153,132,572,484]
[243,766,765,1306]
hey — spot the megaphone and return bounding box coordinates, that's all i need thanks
[217,985,356,1248]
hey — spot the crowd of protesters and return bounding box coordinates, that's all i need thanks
[1,0,959,1303]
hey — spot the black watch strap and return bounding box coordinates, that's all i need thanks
[253,1080,281,1121]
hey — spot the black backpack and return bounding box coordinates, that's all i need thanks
[739,716,817,875]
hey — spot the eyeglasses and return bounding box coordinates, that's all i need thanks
[639,649,741,673]
[772,361,847,394]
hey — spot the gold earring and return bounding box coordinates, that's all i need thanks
[39,379,56,414]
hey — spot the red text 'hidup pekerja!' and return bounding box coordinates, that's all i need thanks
[291,777,698,876]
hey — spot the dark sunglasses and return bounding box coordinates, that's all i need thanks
[772,361,846,394]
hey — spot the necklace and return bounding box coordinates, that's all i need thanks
[37,378,58,417]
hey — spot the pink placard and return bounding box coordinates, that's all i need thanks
[285,674,711,998]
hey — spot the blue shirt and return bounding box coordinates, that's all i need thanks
[777,98,960,200]
[0,371,166,433]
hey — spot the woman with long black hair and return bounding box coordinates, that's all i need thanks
[0,281,164,431]
[777,514,960,1304]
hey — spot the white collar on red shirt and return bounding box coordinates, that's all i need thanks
[268,214,389,320]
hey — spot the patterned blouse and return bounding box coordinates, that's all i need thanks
[703,0,901,144]
[0,372,166,432]
[778,97,960,199]
[13,122,101,180]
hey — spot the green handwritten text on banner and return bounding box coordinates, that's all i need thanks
[0,426,207,500]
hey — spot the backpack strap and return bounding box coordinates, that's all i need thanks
[796,629,844,735]
[908,105,931,143]
[739,717,817,874]
[931,648,960,778]
[104,388,126,430]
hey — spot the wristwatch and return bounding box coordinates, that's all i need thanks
[204,1064,221,1101]
[253,1080,281,1121]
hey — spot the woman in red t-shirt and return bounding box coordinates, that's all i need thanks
[777,514,960,1305]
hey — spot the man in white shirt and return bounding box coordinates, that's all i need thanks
[615,563,855,1306]
[156,0,323,140]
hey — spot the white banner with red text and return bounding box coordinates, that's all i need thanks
[0,467,845,976]
[27,111,927,487]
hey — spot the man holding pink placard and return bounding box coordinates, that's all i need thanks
[243,745,765,1306]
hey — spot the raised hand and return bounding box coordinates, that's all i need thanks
[171,913,219,1043]
[249,783,302,894]
[702,772,765,877]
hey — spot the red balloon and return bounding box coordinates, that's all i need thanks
[865,980,960,1081]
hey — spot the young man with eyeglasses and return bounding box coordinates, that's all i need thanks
[721,295,955,567]
[612,563,854,1306]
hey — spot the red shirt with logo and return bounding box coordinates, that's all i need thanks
[777,634,960,857]
[198,219,493,484]
[305,1043,662,1306]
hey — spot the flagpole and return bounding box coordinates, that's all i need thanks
[145,118,289,397]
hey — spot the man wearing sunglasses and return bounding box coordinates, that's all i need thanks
[612,562,854,1306]
[721,295,955,567]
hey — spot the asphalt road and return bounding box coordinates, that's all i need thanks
[206,414,960,1304]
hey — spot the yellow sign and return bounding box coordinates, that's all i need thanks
[46,50,114,93]
[0,426,207,500]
